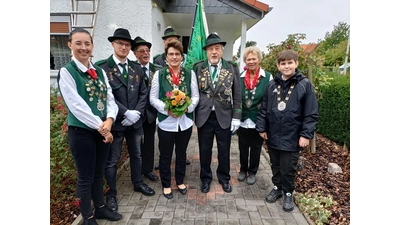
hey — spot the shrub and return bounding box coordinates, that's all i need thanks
[316,73,350,147]
[295,191,338,225]
[50,87,79,224]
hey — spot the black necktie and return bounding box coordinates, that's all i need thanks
[119,63,128,82]
[142,67,149,86]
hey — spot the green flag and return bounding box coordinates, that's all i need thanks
[184,0,208,70]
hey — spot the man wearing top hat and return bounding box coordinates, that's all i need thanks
[153,26,191,169]
[192,32,242,194]
[132,36,162,182]
[95,28,155,213]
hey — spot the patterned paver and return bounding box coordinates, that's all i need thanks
[73,126,310,225]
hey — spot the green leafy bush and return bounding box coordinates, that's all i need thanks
[316,73,350,147]
[50,87,78,218]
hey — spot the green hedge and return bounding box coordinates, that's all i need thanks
[316,73,350,148]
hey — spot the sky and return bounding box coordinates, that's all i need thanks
[234,0,350,53]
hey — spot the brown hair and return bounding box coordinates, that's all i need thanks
[164,39,183,55]
[277,50,298,63]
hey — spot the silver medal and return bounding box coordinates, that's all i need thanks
[97,100,105,112]
[277,101,286,111]
[246,99,252,108]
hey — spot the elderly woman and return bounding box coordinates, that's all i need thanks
[237,46,272,185]
[150,39,199,199]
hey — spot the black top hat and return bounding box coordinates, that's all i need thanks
[162,26,181,40]
[202,32,227,50]
[108,28,135,44]
[132,36,152,50]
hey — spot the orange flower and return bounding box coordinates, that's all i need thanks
[171,100,177,106]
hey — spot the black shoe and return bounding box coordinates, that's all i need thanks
[154,162,159,170]
[134,183,156,196]
[105,196,118,211]
[83,216,98,225]
[143,172,158,181]
[163,188,173,199]
[221,183,232,193]
[186,159,191,165]
[265,186,283,203]
[177,184,188,195]
[201,182,210,193]
[94,206,122,221]
[283,192,294,212]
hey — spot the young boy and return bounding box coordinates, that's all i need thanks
[255,49,319,212]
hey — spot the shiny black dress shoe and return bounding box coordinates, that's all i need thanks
[222,183,232,193]
[177,185,188,195]
[154,162,160,170]
[143,172,158,181]
[201,182,210,193]
[83,216,98,225]
[94,205,122,221]
[163,188,173,199]
[105,196,118,211]
[186,159,191,165]
[134,183,156,196]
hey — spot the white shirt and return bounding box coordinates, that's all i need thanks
[58,57,118,130]
[150,69,199,132]
[112,55,128,74]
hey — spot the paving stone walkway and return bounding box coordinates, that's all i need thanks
[73,126,310,225]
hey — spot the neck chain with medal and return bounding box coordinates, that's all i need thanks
[277,81,295,111]
[166,67,184,89]
[82,68,107,118]
[244,67,260,108]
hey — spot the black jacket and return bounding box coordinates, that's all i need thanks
[95,56,147,131]
[256,70,319,151]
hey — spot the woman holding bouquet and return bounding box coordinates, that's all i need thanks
[150,39,199,199]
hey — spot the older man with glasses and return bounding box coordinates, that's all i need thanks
[132,36,163,182]
[95,28,155,213]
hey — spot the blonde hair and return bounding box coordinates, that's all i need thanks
[243,46,262,63]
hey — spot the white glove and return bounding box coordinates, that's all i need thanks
[121,118,134,126]
[123,110,141,126]
[230,118,240,133]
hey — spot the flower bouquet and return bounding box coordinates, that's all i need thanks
[164,89,191,117]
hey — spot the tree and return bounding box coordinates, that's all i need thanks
[260,33,332,96]
[316,22,350,66]
[235,41,257,59]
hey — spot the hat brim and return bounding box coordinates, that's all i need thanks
[162,35,181,40]
[132,42,152,50]
[108,36,135,44]
[202,41,227,50]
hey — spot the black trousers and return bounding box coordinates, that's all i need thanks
[141,120,156,174]
[198,111,231,184]
[157,126,192,188]
[268,147,300,194]
[68,126,110,219]
[237,127,264,175]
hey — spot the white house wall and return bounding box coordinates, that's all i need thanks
[93,0,155,62]
[50,0,242,86]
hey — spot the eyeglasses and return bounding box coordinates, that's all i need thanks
[114,41,131,48]
[167,52,181,57]
[136,49,150,54]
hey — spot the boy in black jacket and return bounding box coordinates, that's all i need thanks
[256,50,319,212]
